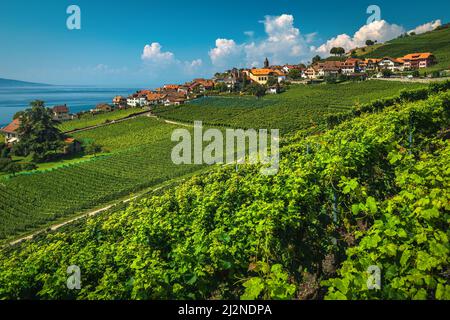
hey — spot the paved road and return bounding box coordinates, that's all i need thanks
[369,77,450,83]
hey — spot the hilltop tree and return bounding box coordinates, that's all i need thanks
[365,40,375,46]
[336,47,345,56]
[312,55,322,64]
[14,100,65,162]
[330,47,345,56]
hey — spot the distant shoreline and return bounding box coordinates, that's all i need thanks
[0,86,138,124]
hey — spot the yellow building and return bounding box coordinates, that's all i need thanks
[249,68,271,84]
[246,68,285,85]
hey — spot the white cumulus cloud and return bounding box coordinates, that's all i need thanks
[209,39,244,67]
[209,14,312,68]
[141,42,175,64]
[409,19,441,35]
[316,20,405,56]
[141,42,203,76]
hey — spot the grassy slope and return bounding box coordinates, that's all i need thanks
[359,27,450,72]
[352,43,383,56]
[154,81,427,134]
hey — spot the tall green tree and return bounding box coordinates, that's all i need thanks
[14,100,65,162]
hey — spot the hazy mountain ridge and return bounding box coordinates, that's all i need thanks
[0,78,52,87]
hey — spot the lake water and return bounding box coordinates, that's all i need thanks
[0,86,138,127]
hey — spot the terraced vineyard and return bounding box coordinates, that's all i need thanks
[0,81,435,241]
[58,108,144,132]
[1,83,448,300]
[153,81,428,133]
[0,117,205,240]
[72,116,173,150]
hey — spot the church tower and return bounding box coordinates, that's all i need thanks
[264,57,270,68]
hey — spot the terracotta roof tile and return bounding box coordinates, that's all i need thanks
[1,119,21,134]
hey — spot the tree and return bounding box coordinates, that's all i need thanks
[298,63,306,69]
[288,69,302,80]
[241,76,250,91]
[266,76,278,87]
[246,83,266,98]
[381,69,393,78]
[14,100,65,162]
[365,40,375,46]
[336,47,345,56]
[312,55,322,64]
[1,144,10,158]
[215,82,229,93]
[84,141,102,156]
[13,111,25,120]
[330,47,338,56]
[0,157,22,175]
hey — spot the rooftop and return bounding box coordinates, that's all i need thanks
[1,118,21,134]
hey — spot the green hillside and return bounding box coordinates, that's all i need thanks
[0,82,448,300]
[360,25,450,72]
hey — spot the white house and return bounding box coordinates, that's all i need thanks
[127,94,148,107]
[52,105,71,121]
[378,57,404,72]
[1,118,21,144]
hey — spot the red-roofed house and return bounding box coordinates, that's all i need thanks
[378,57,404,72]
[146,93,167,105]
[341,58,362,74]
[191,79,215,92]
[52,105,71,121]
[401,53,436,69]
[1,118,21,144]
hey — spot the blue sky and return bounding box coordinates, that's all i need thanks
[0,0,448,87]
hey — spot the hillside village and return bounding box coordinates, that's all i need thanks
[0,48,443,148]
[107,50,442,112]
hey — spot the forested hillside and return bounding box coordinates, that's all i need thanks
[0,82,448,300]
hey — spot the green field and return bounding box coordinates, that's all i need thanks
[0,117,205,240]
[58,108,144,132]
[360,26,450,72]
[154,81,428,133]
